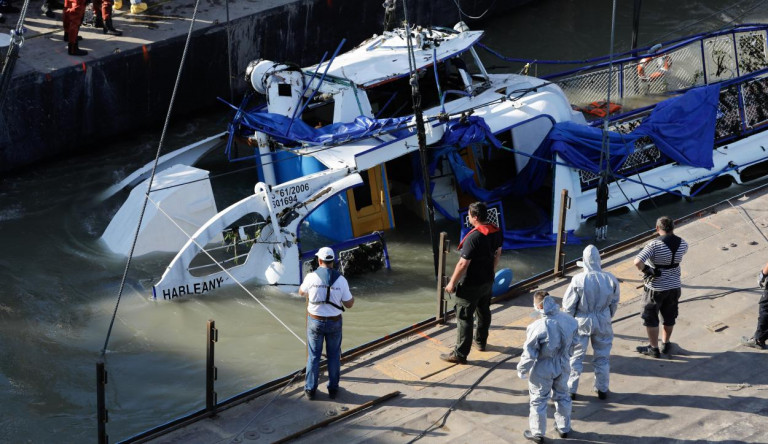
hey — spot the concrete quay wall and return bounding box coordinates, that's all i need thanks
[0,0,529,173]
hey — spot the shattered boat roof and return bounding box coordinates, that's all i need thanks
[305,28,484,88]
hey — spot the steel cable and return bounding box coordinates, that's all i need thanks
[145,194,306,345]
[99,0,204,359]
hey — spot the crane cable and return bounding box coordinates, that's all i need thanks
[0,0,31,108]
[145,193,306,345]
[99,0,204,359]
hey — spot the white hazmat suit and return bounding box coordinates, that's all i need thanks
[563,244,620,395]
[517,295,579,436]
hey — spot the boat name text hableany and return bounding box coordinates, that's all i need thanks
[160,277,225,299]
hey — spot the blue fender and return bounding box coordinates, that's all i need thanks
[492,268,513,297]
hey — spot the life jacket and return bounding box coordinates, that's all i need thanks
[637,56,670,81]
[309,267,345,311]
[573,101,622,118]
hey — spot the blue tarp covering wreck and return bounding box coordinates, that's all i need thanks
[232,84,720,249]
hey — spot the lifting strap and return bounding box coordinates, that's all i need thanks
[656,234,682,270]
[310,268,345,311]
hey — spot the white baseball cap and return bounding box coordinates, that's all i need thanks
[315,246,335,262]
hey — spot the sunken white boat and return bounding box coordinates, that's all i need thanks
[101,22,768,298]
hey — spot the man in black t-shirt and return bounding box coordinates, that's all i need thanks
[441,202,503,364]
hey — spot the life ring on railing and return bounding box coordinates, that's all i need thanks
[637,56,670,81]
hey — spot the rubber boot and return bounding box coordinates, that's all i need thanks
[103,17,122,35]
[68,42,88,56]
[40,2,55,17]
[93,8,103,28]
[129,2,146,13]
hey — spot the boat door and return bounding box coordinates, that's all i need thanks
[347,165,394,237]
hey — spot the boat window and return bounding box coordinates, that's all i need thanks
[301,94,335,128]
[365,52,488,119]
[366,73,438,118]
[477,131,516,189]
[278,83,293,97]
[353,172,373,210]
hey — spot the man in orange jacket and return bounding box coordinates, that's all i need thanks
[63,0,86,55]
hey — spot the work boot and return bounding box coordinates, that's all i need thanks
[62,33,83,42]
[67,42,88,56]
[636,344,660,358]
[93,9,103,28]
[523,430,543,443]
[439,351,467,364]
[740,336,766,349]
[328,388,338,399]
[40,3,54,17]
[113,0,122,8]
[129,2,146,13]
[103,17,122,35]
[660,341,672,354]
[597,390,608,400]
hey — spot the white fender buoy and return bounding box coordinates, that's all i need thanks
[265,261,285,285]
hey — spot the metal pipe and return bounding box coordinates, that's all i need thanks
[206,319,218,416]
[270,391,401,443]
[96,361,108,444]
[554,189,569,277]
[436,232,448,323]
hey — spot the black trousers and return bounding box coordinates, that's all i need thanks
[755,288,768,344]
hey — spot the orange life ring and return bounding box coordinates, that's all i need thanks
[637,56,670,81]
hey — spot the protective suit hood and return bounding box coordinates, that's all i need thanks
[541,295,559,316]
[579,245,602,273]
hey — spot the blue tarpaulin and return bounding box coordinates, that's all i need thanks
[237,84,720,249]
[413,85,721,249]
[237,111,414,146]
[433,84,721,203]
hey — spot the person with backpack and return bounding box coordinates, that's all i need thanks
[299,247,354,400]
[633,216,688,358]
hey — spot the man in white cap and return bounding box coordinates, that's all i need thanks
[299,247,354,400]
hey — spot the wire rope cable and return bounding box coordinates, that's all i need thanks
[450,0,497,21]
[145,193,307,345]
[99,0,205,359]
[0,0,31,108]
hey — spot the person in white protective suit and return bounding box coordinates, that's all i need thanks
[563,244,620,401]
[517,291,579,443]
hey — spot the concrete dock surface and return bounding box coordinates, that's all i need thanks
[136,188,768,443]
